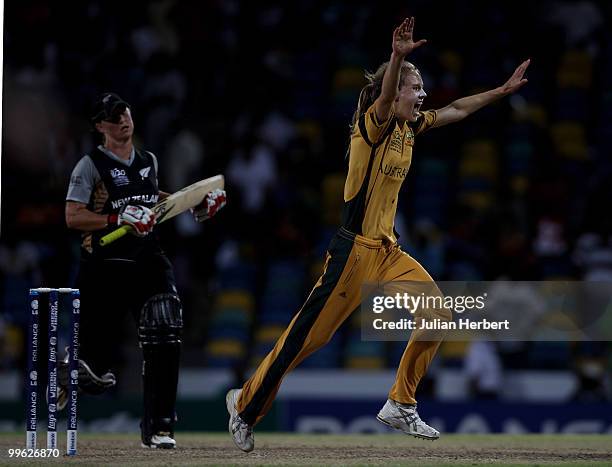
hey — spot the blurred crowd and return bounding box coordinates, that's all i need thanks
[1,0,611,400]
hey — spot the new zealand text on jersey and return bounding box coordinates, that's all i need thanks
[111,194,159,210]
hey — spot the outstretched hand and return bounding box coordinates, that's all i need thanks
[500,59,531,95]
[392,17,427,57]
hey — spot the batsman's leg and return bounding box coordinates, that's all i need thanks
[66,261,123,402]
[139,292,182,449]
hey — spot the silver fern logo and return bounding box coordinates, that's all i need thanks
[139,166,151,180]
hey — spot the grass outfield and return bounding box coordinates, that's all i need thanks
[0,433,611,466]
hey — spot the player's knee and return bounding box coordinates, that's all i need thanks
[138,293,183,345]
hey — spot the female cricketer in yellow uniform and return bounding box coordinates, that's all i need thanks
[226,17,530,451]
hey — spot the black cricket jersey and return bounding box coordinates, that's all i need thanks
[83,147,161,260]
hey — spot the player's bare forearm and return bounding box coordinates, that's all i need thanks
[380,52,404,103]
[65,201,111,231]
[453,87,506,113]
[433,59,530,128]
[433,88,504,127]
[159,191,171,200]
[376,17,427,121]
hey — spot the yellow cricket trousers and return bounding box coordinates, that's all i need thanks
[236,227,451,425]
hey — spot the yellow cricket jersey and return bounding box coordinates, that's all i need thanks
[341,103,437,242]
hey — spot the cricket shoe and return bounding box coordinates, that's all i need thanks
[141,432,176,449]
[376,399,440,440]
[226,389,254,452]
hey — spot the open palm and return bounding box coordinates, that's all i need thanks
[501,59,531,94]
[392,17,427,57]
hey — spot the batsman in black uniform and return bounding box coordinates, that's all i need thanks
[64,93,226,448]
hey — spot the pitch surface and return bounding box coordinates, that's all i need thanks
[1,433,611,465]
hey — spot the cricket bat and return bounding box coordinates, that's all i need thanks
[99,174,224,246]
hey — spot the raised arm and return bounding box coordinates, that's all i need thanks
[375,17,427,122]
[432,59,530,128]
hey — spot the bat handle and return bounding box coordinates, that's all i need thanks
[99,226,131,246]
